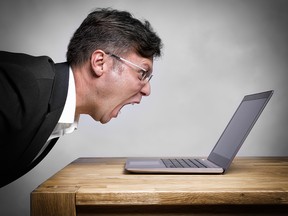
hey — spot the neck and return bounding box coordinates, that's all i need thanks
[72,63,101,117]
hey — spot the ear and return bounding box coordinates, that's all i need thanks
[90,50,106,77]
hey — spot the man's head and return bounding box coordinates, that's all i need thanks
[66,8,163,123]
[67,8,162,66]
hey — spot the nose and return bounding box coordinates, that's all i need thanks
[140,82,151,96]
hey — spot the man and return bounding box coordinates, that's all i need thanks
[0,8,162,187]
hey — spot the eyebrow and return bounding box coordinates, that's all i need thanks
[143,63,152,73]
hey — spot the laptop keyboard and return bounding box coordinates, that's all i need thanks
[161,158,208,168]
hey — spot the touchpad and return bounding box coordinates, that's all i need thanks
[127,159,165,168]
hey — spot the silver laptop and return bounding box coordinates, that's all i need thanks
[125,90,273,174]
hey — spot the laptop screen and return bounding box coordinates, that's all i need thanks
[208,91,273,171]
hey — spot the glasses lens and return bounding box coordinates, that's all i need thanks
[140,71,151,82]
[143,73,153,83]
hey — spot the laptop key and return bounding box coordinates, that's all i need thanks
[183,159,198,168]
[177,159,191,168]
[192,159,206,168]
[170,159,183,168]
[162,159,175,168]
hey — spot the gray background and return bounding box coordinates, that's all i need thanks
[0,0,287,215]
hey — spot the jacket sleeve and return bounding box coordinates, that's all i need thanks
[0,51,59,187]
[0,51,56,168]
[0,62,41,156]
[0,64,26,137]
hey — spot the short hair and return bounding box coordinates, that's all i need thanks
[66,8,163,66]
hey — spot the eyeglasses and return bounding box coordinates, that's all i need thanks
[106,53,153,83]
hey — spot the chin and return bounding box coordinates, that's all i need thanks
[88,115,107,124]
[99,116,113,124]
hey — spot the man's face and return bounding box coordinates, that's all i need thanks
[96,52,153,124]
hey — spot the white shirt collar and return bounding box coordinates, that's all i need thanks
[58,67,77,123]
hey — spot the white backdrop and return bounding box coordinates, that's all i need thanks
[1,0,288,215]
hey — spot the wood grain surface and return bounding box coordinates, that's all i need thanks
[31,157,288,215]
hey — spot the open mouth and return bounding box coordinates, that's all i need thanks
[112,102,140,118]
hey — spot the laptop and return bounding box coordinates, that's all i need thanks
[125,90,274,174]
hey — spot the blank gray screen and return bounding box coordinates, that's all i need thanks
[212,98,267,159]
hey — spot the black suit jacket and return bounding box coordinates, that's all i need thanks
[0,51,69,187]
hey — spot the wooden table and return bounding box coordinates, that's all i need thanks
[31,157,288,215]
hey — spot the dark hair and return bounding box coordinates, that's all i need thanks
[66,8,163,66]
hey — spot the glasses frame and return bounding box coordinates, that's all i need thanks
[106,52,153,83]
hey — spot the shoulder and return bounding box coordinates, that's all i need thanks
[0,51,56,106]
[0,51,55,79]
[0,51,57,129]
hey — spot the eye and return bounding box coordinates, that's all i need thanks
[139,70,147,80]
